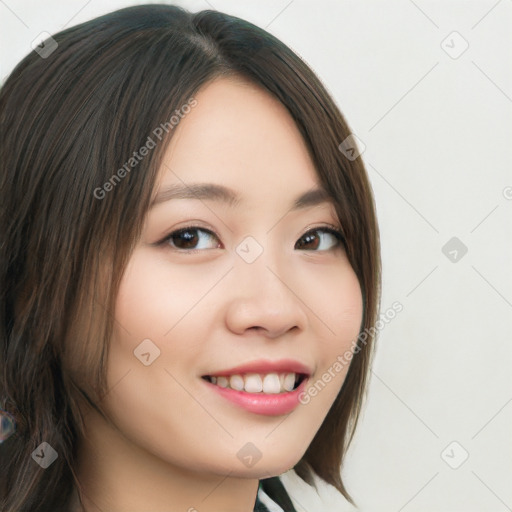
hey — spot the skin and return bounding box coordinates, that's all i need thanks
[76,76,363,512]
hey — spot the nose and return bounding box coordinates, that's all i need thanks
[224,255,309,339]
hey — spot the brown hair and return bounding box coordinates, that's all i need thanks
[0,4,380,510]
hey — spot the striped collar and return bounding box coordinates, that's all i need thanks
[254,477,297,512]
[255,486,285,512]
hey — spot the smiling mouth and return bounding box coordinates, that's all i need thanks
[201,372,307,394]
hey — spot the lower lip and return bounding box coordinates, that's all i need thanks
[203,378,309,416]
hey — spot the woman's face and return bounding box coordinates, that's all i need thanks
[104,77,363,478]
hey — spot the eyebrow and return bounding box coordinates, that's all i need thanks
[150,183,333,211]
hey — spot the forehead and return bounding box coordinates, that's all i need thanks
[156,77,323,200]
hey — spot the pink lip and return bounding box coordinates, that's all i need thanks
[203,358,312,377]
[203,377,309,416]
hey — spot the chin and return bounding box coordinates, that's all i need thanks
[195,449,303,479]
[242,454,303,479]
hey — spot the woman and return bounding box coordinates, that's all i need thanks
[0,4,380,511]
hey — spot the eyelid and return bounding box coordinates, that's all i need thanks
[301,222,346,241]
[304,222,344,234]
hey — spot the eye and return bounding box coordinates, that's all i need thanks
[156,225,344,252]
[160,227,221,251]
[295,227,345,251]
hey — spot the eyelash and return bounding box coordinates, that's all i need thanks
[155,224,346,252]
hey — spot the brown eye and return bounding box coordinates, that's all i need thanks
[295,228,344,251]
[163,227,221,250]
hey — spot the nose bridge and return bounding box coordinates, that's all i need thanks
[225,237,308,337]
[235,232,288,296]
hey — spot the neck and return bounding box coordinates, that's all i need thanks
[74,407,259,512]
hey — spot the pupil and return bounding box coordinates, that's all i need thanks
[300,232,318,250]
[175,230,197,249]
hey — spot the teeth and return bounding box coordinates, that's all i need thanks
[244,374,263,393]
[208,372,302,394]
[283,373,296,392]
[217,376,229,388]
[262,373,281,394]
[229,374,244,391]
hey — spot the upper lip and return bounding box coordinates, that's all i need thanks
[203,358,312,377]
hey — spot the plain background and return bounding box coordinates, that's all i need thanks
[1,1,511,511]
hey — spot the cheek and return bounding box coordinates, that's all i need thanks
[113,249,219,342]
[301,258,364,356]
[331,269,363,340]
[104,251,195,410]
[114,251,167,341]
[334,269,364,351]
[298,262,363,407]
